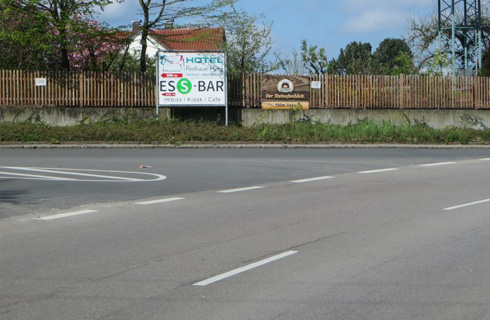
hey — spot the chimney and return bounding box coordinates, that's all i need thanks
[131,20,142,32]
[165,19,174,29]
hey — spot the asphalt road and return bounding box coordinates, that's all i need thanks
[1,148,490,218]
[1,148,490,319]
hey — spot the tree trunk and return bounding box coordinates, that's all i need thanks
[140,24,149,73]
[59,28,70,70]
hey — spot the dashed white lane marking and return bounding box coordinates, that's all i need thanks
[135,197,185,205]
[38,210,98,221]
[358,168,399,174]
[444,198,490,211]
[193,251,298,287]
[291,176,334,183]
[218,186,264,194]
[419,162,456,167]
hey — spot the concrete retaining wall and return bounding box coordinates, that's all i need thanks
[0,106,162,126]
[1,106,490,129]
[241,108,490,129]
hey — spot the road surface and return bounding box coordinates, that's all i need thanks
[1,148,490,319]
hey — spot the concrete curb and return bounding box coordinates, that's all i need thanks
[1,143,490,149]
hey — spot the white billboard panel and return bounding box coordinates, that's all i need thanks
[157,51,227,107]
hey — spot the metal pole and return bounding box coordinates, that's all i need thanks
[225,105,229,126]
[464,0,468,72]
[478,0,483,72]
[224,52,229,126]
[437,0,443,75]
[156,52,160,120]
[452,0,457,80]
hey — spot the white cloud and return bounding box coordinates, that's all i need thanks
[342,9,407,33]
[344,0,433,11]
[341,0,434,34]
[96,1,141,26]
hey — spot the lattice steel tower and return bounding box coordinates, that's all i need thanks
[438,0,483,76]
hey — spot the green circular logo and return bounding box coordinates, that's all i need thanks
[177,78,192,94]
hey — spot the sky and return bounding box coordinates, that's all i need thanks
[97,0,436,61]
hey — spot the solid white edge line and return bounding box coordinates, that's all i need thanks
[291,176,334,183]
[2,167,142,181]
[135,197,185,205]
[0,171,77,181]
[0,167,167,182]
[218,186,264,193]
[358,168,398,174]
[38,210,98,221]
[444,198,490,211]
[193,251,298,287]
[419,162,456,167]
[480,158,490,161]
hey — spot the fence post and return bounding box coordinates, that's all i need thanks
[399,74,405,109]
[473,76,478,109]
[79,72,83,108]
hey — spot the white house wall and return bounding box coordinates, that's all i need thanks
[128,34,167,57]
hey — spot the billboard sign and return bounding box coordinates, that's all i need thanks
[261,75,310,109]
[157,51,227,107]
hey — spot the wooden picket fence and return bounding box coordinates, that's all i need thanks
[2,70,490,109]
[230,74,490,110]
[0,70,155,108]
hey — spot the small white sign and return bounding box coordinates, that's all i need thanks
[35,78,47,87]
[311,81,321,90]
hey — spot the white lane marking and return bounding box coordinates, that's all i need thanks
[218,186,264,194]
[135,197,185,205]
[358,168,399,174]
[193,251,298,287]
[419,162,456,167]
[38,210,98,221]
[291,176,334,183]
[0,171,77,181]
[1,167,142,182]
[444,198,490,211]
[480,158,490,161]
[0,167,167,182]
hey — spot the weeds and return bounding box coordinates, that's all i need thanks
[0,119,490,145]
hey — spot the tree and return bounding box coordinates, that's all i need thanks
[0,0,118,70]
[137,0,235,73]
[0,1,53,70]
[219,6,281,75]
[407,14,439,71]
[423,48,452,76]
[330,41,373,75]
[281,49,306,75]
[300,39,328,75]
[481,47,490,76]
[392,51,417,75]
[373,38,414,75]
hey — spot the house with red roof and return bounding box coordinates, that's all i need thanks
[125,21,225,57]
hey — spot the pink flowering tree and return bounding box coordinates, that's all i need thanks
[67,18,124,71]
[1,0,120,70]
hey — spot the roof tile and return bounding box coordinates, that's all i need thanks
[149,28,225,51]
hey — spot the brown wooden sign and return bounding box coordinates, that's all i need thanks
[261,75,310,109]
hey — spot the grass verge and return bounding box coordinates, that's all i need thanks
[0,119,489,145]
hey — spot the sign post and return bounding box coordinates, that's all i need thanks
[156,51,228,125]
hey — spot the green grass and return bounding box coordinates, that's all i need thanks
[0,119,489,145]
